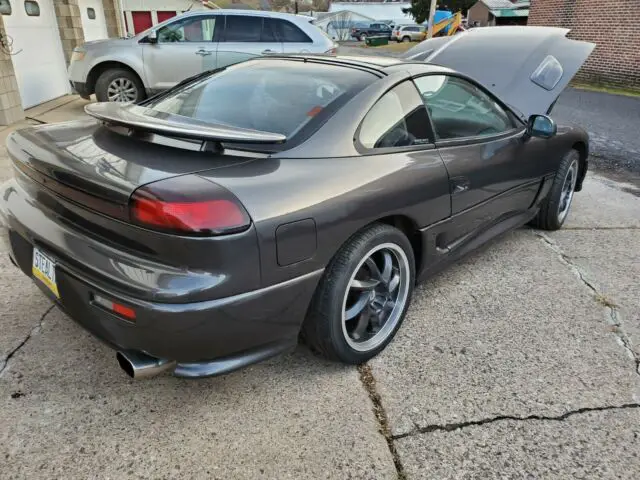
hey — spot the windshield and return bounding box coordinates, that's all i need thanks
[145,60,374,139]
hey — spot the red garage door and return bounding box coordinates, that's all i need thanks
[157,11,177,23]
[132,11,152,34]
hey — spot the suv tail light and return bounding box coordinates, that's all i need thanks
[325,47,337,55]
[129,175,250,236]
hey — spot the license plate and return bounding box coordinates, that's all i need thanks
[32,248,59,298]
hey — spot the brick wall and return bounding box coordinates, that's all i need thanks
[54,0,85,65]
[528,0,640,88]
[0,17,24,125]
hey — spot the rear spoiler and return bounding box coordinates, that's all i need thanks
[85,103,287,144]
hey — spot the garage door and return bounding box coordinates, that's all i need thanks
[2,0,70,108]
[78,0,108,42]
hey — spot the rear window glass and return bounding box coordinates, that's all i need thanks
[145,60,374,138]
[275,19,311,43]
[223,15,262,42]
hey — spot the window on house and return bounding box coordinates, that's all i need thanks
[0,0,11,15]
[87,7,96,20]
[24,0,39,16]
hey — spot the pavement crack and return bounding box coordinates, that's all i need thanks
[393,403,640,439]
[534,232,640,375]
[358,363,406,480]
[562,226,640,230]
[0,304,54,377]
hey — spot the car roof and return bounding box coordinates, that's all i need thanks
[171,9,310,22]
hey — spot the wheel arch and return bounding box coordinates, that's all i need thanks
[376,215,423,274]
[572,141,588,192]
[86,61,145,95]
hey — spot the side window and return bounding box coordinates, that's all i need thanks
[0,0,11,15]
[87,7,96,20]
[359,81,432,149]
[224,15,262,42]
[414,75,515,140]
[24,0,39,16]
[275,19,312,43]
[157,16,216,43]
[262,17,278,42]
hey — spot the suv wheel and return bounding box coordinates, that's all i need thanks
[95,68,145,103]
[402,36,411,43]
[359,33,367,42]
[302,224,415,364]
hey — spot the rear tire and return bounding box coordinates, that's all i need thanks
[531,149,581,231]
[302,224,415,364]
[95,68,145,103]
[402,36,411,43]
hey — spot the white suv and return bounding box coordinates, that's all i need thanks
[68,10,337,102]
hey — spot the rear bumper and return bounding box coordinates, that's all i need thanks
[4,227,321,365]
[0,179,323,369]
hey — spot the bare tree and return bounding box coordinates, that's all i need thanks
[328,11,355,42]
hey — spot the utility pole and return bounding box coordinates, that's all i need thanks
[427,1,438,39]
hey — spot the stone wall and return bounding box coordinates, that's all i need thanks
[0,16,24,125]
[53,0,85,65]
[528,0,640,89]
[102,0,123,38]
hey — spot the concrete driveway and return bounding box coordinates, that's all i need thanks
[1,96,639,479]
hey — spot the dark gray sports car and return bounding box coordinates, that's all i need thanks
[0,27,594,379]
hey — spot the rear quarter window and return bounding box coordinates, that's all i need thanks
[275,19,312,43]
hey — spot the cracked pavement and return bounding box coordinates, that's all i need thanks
[1,97,640,478]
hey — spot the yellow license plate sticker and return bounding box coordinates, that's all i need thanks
[32,248,59,298]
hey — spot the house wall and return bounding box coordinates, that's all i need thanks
[0,16,24,125]
[467,2,491,26]
[0,0,123,125]
[528,0,640,88]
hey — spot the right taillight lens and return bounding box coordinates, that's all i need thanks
[129,175,250,236]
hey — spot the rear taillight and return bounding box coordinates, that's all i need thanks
[129,175,250,236]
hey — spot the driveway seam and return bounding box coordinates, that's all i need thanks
[358,363,406,480]
[534,231,640,375]
[392,403,640,439]
[0,304,54,377]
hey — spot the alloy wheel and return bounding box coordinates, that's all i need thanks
[341,243,410,352]
[107,78,138,103]
[557,158,578,223]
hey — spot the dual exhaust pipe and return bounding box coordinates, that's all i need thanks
[116,350,177,379]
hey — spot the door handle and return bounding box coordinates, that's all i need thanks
[195,49,213,56]
[451,177,470,195]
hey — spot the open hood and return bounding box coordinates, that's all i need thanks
[402,27,595,118]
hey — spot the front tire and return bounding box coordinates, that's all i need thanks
[95,68,145,103]
[531,149,581,231]
[302,224,415,364]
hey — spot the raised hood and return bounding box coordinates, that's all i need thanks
[402,26,595,118]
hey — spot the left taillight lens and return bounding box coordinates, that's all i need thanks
[129,175,250,236]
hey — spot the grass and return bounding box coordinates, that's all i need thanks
[570,81,640,98]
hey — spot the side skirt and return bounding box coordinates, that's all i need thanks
[416,208,539,283]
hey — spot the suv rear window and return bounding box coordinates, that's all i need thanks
[145,60,374,138]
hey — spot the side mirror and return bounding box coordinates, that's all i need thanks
[147,31,158,44]
[527,114,557,139]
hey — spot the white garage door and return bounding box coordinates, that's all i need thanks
[3,0,70,108]
[78,0,108,42]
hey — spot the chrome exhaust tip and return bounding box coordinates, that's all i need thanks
[116,351,177,379]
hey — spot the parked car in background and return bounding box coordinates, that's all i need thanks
[350,22,392,41]
[68,9,337,103]
[392,25,425,42]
